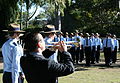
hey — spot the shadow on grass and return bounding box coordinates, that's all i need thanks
[74,61,120,71]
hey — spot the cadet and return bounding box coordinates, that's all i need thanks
[90,33,96,64]
[103,33,114,66]
[69,33,76,63]
[43,25,60,62]
[111,34,119,63]
[2,23,25,83]
[95,33,103,63]
[74,30,81,64]
[84,33,92,66]
[79,33,85,62]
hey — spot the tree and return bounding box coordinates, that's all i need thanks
[22,0,45,28]
[45,0,71,31]
[0,0,19,46]
[62,0,120,36]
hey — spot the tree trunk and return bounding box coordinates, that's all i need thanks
[55,4,61,31]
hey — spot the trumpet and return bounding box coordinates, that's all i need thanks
[48,41,79,45]
[45,41,80,51]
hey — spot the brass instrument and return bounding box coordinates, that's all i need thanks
[45,41,80,51]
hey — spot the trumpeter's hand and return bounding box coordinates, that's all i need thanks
[55,41,67,52]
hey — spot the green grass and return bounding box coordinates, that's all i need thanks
[0,52,120,83]
[59,66,120,83]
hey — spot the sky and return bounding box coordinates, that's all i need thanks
[21,4,45,20]
[29,6,45,20]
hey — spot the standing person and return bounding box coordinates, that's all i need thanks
[2,23,25,83]
[64,32,71,42]
[43,25,60,62]
[103,33,114,66]
[74,30,81,64]
[69,33,76,63]
[90,33,96,64]
[95,33,103,63]
[20,32,74,83]
[79,33,85,62]
[58,32,65,41]
[111,34,119,63]
[84,33,92,66]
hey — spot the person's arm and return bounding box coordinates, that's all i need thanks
[43,49,56,58]
[12,46,20,83]
[48,51,74,77]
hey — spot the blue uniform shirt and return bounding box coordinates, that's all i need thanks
[2,38,23,83]
[44,37,58,62]
[113,38,119,50]
[103,37,114,51]
[95,37,103,50]
[84,37,92,47]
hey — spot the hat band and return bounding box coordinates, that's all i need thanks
[9,27,20,31]
[45,28,55,32]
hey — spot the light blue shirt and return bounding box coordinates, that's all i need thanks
[44,37,58,62]
[80,37,85,45]
[69,37,75,47]
[64,37,71,42]
[58,36,65,41]
[91,37,96,46]
[2,38,23,83]
[103,37,114,51]
[54,36,59,42]
[113,38,119,50]
[95,37,103,50]
[84,37,92,47]
[74,35,80,42]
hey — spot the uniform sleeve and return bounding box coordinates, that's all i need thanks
[117,40,119,50]
[111,39,114,51]
[100,39,103,50]
[48,51,74,77]
[12,47,21,83]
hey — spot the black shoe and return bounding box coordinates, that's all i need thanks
[91,62,95,64]
[85,64,90,67]
[96,61,99,63]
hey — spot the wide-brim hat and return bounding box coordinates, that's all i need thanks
[43,25,60,33]
[80,33,83,36]
[75,30,79,33]
[70,33,74,35]
[95,33,100,36]
[2,23,25,33]
[66,32,69,35]
[86,33,90,36]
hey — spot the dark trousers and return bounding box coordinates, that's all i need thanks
[112,46,117,63]
[79,45,84,62]
[3,72,12,83]
[95,45,100,63]
[85,46,91,66]
[91,46,96,63]
[75,47,80,64]
[69,47,76,63]
[3,72,24,83]
[104,47,112,66]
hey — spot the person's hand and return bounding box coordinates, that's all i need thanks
[55,41,67,52]
[19,74,25,79]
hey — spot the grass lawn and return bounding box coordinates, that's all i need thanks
[0,52,120,83]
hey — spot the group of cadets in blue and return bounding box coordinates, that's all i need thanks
[49,30,119,67]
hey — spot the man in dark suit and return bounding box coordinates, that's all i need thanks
[20,32,74,83]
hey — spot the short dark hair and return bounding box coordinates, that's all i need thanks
[24,32,42,52]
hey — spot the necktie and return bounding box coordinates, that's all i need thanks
[86,38,88,45]
[106,38,108,47]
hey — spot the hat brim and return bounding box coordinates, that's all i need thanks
[2,30,25,33]
[43,30,60,33]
